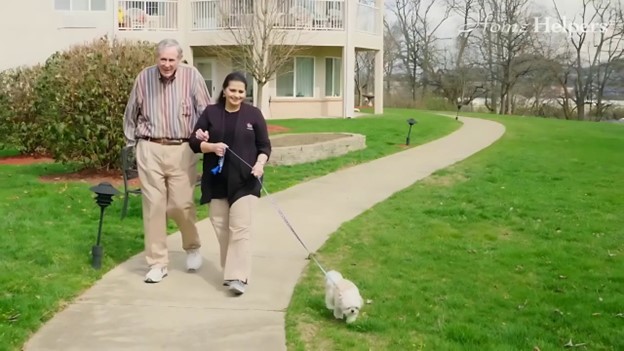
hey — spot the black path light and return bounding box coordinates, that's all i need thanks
[89,182,120,269]
[405,118,417,145]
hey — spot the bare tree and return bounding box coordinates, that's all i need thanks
[354,52,375,106]
[383,20,402,91]
[429,0,487,107]
[553,0,624,120]
[415,0,452,99]
[390,0,423,100]
[390,0,451,101]
[554,63,577,119]
[530,27,566,108]
[475,0,537,114]
[211,0,304,111]
[587,1,624,119]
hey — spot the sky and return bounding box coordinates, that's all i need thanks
[382,0,622,60]
[384,0,619,40]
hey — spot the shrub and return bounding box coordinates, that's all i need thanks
[605,107,624,120]
[423,96,457,111]
[34,36,156,170]
[0,71,10,150]
[0,65,46,154]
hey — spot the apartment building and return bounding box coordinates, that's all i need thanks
[1,0,383,118]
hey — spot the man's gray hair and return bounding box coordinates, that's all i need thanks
[156,38,183,58]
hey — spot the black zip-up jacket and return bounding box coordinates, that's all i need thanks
[188,103,271,206]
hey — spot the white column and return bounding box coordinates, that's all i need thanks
[374,49,383,114]
[376,0,384,35]
[374,0,384,114]
[177,0,185,33]
[343,0,356,118]
[111,0,118,39]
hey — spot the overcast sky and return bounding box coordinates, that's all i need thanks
[384,0,619,40]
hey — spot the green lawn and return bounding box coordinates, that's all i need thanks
[0,110,459,351]
[286,115,624,350]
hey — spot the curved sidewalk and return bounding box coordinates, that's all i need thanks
[24,116,505,351]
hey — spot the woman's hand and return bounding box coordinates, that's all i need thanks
[251,162,265,178]
[195,129,209,141]
[212,142,228,157]
[199,141,227,155]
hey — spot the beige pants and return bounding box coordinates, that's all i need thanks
[136,140,201,268]
[209,195,258,283]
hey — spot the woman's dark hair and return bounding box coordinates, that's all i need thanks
[218,71,248,105]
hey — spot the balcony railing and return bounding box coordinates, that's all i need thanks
[190,0,253,30]
[190,0,345,31]
[118,0,178,31]
[356,1,379,34]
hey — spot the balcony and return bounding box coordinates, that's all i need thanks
[190,0,345,31]
[117,0,178,31]
[356,0,379,34]
[115,0,383,43]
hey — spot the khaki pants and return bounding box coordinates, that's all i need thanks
[136,140,201,268]
[209,195,258,283]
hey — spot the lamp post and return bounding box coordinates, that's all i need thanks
[89,182,120,269]
[405,118,417,145]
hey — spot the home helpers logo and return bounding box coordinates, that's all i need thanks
[458,16,611,36]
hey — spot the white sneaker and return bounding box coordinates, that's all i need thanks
[144,266,168,283]
[186,249,202,271]
[228,280,246,295]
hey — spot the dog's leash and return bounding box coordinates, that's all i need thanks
[217,147,330,277]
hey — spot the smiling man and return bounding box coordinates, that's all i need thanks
[123,38,212,283]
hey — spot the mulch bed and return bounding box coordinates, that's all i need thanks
[0,155,54,166]
[39,168,138,187]
[1,124,292,186]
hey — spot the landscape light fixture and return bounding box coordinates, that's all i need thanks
[406,118,417,145]
[89,182,120,269]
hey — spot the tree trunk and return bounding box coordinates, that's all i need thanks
[576,100,585,121]
[256,81,264,110]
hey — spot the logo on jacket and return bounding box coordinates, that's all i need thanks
[246,123,254,131]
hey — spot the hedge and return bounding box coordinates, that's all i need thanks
[0,36,156,170]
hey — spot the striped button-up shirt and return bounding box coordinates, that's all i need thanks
[123,64,211,145]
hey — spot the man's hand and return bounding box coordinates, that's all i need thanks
[195,129,209,141]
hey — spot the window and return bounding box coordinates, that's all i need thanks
[195,59,215,96]
[276,57,315,97]
[55,0,106,11]
[325,58,341,97]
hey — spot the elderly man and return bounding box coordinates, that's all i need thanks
[123,38,212,283]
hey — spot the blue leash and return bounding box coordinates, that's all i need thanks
[210,155,224,175]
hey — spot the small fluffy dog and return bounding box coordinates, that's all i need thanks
[325,270,363,324]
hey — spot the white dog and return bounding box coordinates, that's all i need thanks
[325,270,363,324]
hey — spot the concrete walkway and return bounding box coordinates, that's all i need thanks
[24,116,505,351]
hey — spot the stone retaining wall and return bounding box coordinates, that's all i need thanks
[268,133,366,166]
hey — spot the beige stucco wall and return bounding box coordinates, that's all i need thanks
[268,99,344,119]
[1,1,113,70]
[0,0,191,71]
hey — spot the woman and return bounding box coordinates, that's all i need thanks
[188,72,271,295]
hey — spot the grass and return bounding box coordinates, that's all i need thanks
[285,114,624,350]
[0,110,459,351]
[263,109,453,190]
